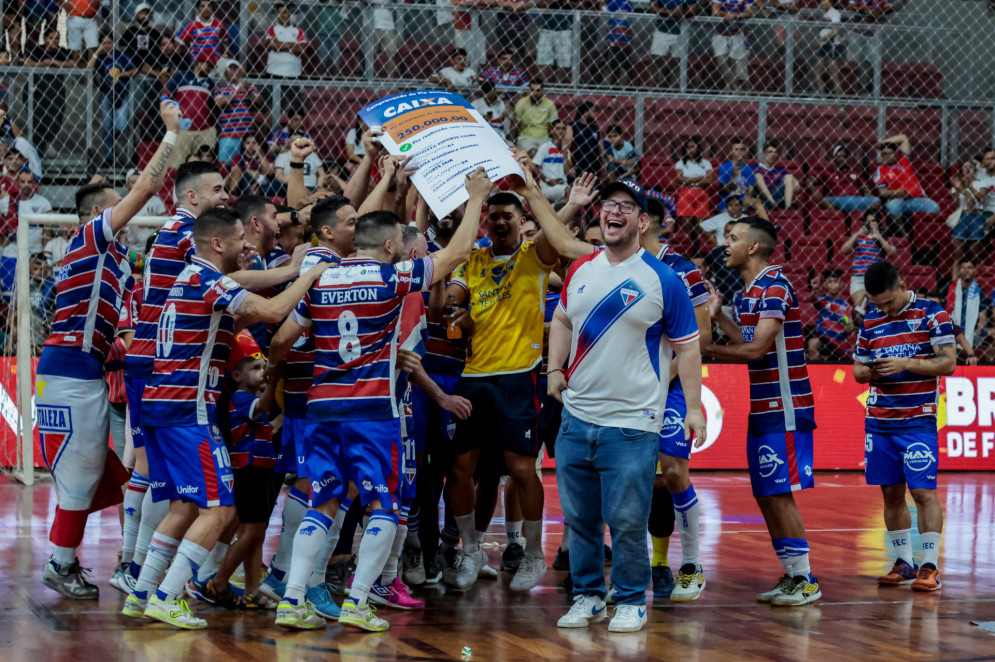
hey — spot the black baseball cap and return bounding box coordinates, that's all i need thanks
[601,178,648,212]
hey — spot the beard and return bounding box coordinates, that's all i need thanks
[603,222,639,249]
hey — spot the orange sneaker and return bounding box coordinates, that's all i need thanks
[877,560,918,586]
[910,565,941,592]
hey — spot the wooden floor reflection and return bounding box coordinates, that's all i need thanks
[2,472,995,661]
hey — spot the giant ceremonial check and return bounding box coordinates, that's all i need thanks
[358,90,525,220]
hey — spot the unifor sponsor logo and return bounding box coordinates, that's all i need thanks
[177,485,199,495]
[311,475,337,494]
[151,480,166,488]
[904,442,936,472]
[758,444,784,478]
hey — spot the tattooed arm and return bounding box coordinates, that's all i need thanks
[873,343,957,378]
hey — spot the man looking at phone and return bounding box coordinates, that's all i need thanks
[853,262,955,592]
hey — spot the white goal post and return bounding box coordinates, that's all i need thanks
[10,213,170,486]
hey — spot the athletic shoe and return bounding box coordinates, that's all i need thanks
[193,576,240,610]
[552,547,570,571]
[510,553,547,591]
[557,594,608,628]
[453,548,486,591]
[144,596,207,630]
[43,560,99,600]
[383,578,424,610]
[275,599,327,629]
[608,604,648,633]
[306,583,341,618]
[441,547,461,587]
[121,593,149,618]
[911,565,942,592]
[479,562,499,579]
[756,575,794,603]
[771,575,822,606]
[339,598,389,632]
[501,543,525,572]
[259,572,287,602]
[670,564,706,603]
[110,562,137,595]
[651,565,675,597]
[878,560,919,586]
[239,591,276,610]
[367,578,393,607]
[424,555,444,584]
[401,546,426,586]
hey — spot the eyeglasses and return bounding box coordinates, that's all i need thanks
[602,199,636,214]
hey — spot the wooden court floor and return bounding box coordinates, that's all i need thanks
[2,471,995,662]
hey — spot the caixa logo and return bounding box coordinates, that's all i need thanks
[757,445,784,478]
[903,442,937,472]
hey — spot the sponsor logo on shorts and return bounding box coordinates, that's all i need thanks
[311,475,337,493]
[757,444,784,478]
[37,405,72,431]
[151,480,166,489]
[903,442,936,472]
[660,408,683,438]
[177,485,199,495]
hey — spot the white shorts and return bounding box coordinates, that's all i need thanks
[537,29,572,68]
[67,15,99,51]
[651,31,681,58]
[36,374,110,511]
[850,274,865,295]
[712,33,748,60]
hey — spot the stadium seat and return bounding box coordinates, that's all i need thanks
[639,158,677,191]
[905,265,937,292]
[769,209,804,241]
[790,240,830,271]
[809,209,846,239]
[669,232,694,257]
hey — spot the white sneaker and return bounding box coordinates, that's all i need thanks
[608,604,648,633]
[109,563,137,595]
[509,553,547,591]
[453,548,486,591]
[756,575,794,603]
[557,594,608,628]
[670,563,706,603]
[144,596,208,630]
[338,598,389,632]
[771,575,822,607]
[479,563,498,579]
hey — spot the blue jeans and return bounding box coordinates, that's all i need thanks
[885,197,940,216]
[826,196,879,212]
[100,91,131,161]
[554,408,658,605]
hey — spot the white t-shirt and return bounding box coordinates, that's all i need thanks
[436,66,477,90]
[43,236,69,266]
[126,195,168,252]
[370,0,395,31]
[266,23,307,77]
[18,194,52,254]
[534,141,566,184]
[676,158,712,181]
[14,137,42,180]
[471,97,507,139]
[700,211,741,247]
[819,8,842,45]
[275,151,323,189]
[345,128,366,159]
[974,171,995,213]
[559,248,700,433]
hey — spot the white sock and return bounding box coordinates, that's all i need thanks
[195,541,228,582]
[270,487,309,581]
[121,478,148,565]
[133,532,179,600]
[476,529,488,549]
[381,522,407,584]
[51,545,76,568]
[672,486,700,566]
[285,510,332,603]
[506,520,523,546]
[523,519,543,558]
[455,512,477,553]
[156,540,210,601]
[920,531,941,567]
[888,528,914,565]
[348,510,399,607]
[308,508,346,587]
[133,493,169,567]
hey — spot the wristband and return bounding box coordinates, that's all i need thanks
[549,368,565,375]
[290,162,305,170]
[163,131,178,145]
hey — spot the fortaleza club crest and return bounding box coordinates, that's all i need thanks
[221,473,234,493]
[621,288,639,305]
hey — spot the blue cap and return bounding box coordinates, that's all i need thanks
[601,178,648,212]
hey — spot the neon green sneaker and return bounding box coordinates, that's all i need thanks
[338,598,389,632]
[275,599,327,629]
[144,596,207,629]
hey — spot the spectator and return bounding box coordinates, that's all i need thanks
[344,117,367,170]
[646,188,677,236]
[213,61,263,164]
[13,137,42,182]
[0,100,23,150]
[811,145,878,213]
[602,0,634,87]
[754,140,798,209]
[267,108,310,153]
[302,0,341,75]
[87,33,138,166]
[583,221,603,247]
[703,220,741,319]
[123,167,168,252]
[840,209,894,308]
[494,0,535,63]
[716,136,755,209]
[700,194,748,249]
[28,255,56,350]
[164,58,217,166]
[806,269,854,362]
[813,0,844,96]
[177,0,228,64]
[370,0,399,78]
[266,3,308,111]
[520,218,539,242]
[763,0,798,50]
[24,29,75,156]
[711,0,753,91]
[0,150,18,234]
[946,259,989,350]
[649,0,690,89]
[848,0,890,95]
[873,134,940,222]
[23,1,59,53]
[1,5,19,64]
[674,135,713,238]
[471,82,509,141]
[274,133,325,193]
[534,119,571,205]
[13,171,51,254]
[65,0,100,61]
[42,222,73,266]
[121,4,161,124]
[451,0,489,70]
[570,101,602,179]
[227,134,277,195]
[970,148,995,246]
[428,48,479,94]
[603,124,637,182]
[948,158,987,270]
[151,31,188,83]
[536,0,574,84]
[480,49,528,93]
[513,79,558,154]
[923,288,980,365]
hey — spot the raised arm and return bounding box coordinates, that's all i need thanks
[556,171,598,224]
[429,168,492,281]
[286,137,314,209]
[343,128,381,208]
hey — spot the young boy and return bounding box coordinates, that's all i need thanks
[807,269,854,361]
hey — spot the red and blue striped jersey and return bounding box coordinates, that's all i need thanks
[291,255,435,421]
[735,265,816,433]
[228,390,276,468]
[142,256,249,426]
[214,83,258,139]
[657,244,707,392]
[646,189,677,223]
[755,163,787,190]
[851,234,882,277]
[265,247,291,269]
[126,209,196,377]
[855,292,953,433]
[816,294,851,343]
[177,18,226,63]
[39,209,131,377]
[715,0,753,35]
[282,245,341,418]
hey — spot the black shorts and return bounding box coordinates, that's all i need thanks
[819,43,845,60]
[233,466,282,524]
[453,368,540,457]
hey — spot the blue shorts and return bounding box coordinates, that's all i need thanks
[658,387,690,459]
[144,424,235,508]
[304,417,402,510]
[746,430,815,497]
[410,373,459,454]
[275,414,309,476]
[125,375,147,450]
[864,431,937,490]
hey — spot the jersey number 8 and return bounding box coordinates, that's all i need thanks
[338,310,362,362]
[157,303,177,358]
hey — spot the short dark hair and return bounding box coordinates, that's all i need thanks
[744,218,778,258]
[764,140,780,151]
[193,208,240,245]
[311,195,352,234]
[451,48,467,58]
[822,268,843,280]
[731,136,745,145]
[175,161,221,197]
[486,192,523,213]
[231,195,272,224]
[75,183,115,218]
[354,211,401,251]
[401,225,422,249]
[480,81,495,95]
[864,261,901,296]
[498,49,513,58]
[880,141,899,152]
[958,257,975,267]
[529,78,544,88]
[606,125,622,136]
[44,28,59,39]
